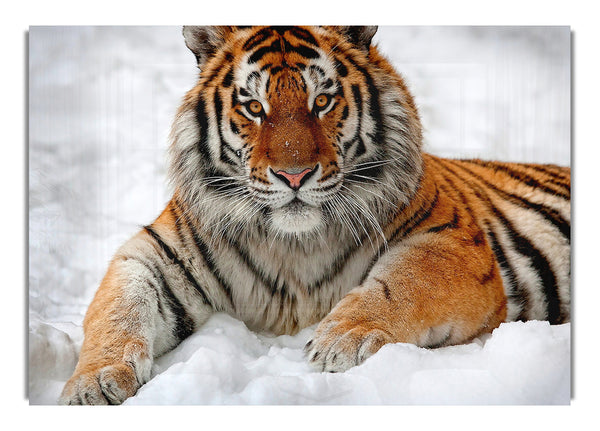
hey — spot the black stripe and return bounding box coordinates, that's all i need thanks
[351,84,362,117]
[341,56,386,165]
[243,28,274,51]
[231,90,239,110]
[401,189,440,238]
[124,255,195,342]
[248,39,282,64]
[440,162,564,323]
[427,209,459,233]
[272,26,294,35]
[528,164,570,181]
[346,162,384,182]
[222,67,234,87]
[229,119,240,135]
[341,105,349,120]
[374,277,392,301]
[388,188,440,243]
[283,39,320,60]
[143,225,213,308]
[483,222,529,321]
[455,161,570,243]
[151,276,194,342]
[345,138,366,159]
[234,108,247,119]
[504,221,561,322]
[435,168,472,210]
[146,279,165,320]
[174,201,235,309]
[298,73,308,92]
[342,85,367,159]
[195,96,210,158]
[334,57,348,77]
[309,65,326,78]
[526,164,571,192]
[288,27,319,46]
[307,235,367,293]
[346,56,385,145]
[465,159,570,200]
[213,90,240,167]
[343,137,354,153]
[225,234,289,298]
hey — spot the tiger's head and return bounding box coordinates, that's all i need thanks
[170,26,423,242]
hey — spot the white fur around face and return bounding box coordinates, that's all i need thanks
[269,202,323,234]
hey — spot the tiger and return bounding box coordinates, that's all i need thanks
[59,26,570,405]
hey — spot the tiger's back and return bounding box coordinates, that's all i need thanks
[426,155,570,324]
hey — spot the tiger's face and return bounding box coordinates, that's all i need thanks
[171,26,423,240]
[228,29,347,232]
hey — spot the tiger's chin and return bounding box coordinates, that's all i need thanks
[269,200,323,235]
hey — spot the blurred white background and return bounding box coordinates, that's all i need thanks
[28,26,571,403]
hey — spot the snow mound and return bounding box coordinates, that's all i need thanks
[29,314,570,405]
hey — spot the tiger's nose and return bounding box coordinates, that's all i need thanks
[272,167,316,191]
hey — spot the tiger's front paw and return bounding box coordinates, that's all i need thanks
[304,317,393,373]
[59,363,143,405]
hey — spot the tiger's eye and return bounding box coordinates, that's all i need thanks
[248,100,263,115]
[315,94,330,108]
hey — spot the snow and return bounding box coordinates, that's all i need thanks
[29,313,570,405]
[28,26,571,405]
[125,318,571,405]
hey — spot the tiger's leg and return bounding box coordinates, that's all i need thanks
[59,230,214,405]
[305,227,507,372]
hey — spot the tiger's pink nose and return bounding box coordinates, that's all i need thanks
[273,167,315,190]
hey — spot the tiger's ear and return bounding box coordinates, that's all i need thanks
[331,26,378,52]
[182,26,234,67]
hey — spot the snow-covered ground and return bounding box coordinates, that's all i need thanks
[30,315,570,405]
[28,26,571,405]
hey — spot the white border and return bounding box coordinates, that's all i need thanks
[5,0,598,428]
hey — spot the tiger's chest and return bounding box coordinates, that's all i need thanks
[214,233,378,335]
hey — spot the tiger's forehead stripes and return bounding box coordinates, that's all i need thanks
[198,27,370,94]
[235,27,327,74]
[241,26,322,65]
[196,27,355,101]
